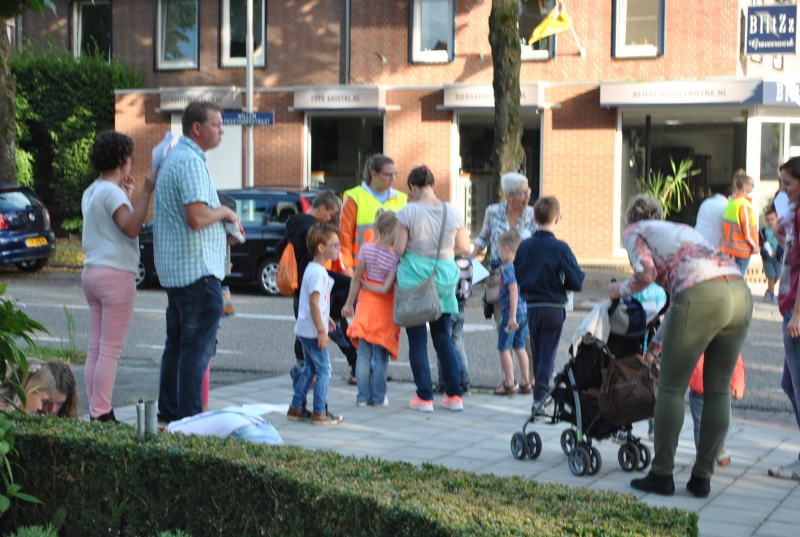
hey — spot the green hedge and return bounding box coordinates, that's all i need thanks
[1,415,698,536]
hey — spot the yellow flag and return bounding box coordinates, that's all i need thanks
[528,1,572,45]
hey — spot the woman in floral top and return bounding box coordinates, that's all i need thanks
[609,194,752,499]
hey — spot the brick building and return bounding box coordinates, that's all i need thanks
[18,0,800,261]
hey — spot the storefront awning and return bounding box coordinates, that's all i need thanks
[293,86,386,111]
[442,83,542,110]
[599,79,763,108]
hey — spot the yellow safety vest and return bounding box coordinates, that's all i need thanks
[343,185,407,262]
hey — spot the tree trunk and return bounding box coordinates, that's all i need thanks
[489,0,523,202]
[0,27,16,183]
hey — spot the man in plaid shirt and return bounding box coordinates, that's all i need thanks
[154,101,242,422]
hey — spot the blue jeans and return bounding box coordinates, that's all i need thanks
[291,335,332,415]
[356,341,389,404]
[528,306,566,403]
[498,312,529,350]
[158,276,223,421]
[407,314,462,401]
[689,389,731,452]
[781,311,800,430]
[734,256,751,276]
[436,304,470,388]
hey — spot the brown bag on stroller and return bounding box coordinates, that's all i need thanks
[598,351,659,427]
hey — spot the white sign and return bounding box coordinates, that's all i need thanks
[293,87,385,110]
[443,84,541,109]
[600,80,761,107]
[160,87,242,111]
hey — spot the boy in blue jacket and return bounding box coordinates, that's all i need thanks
[514,197,585,413]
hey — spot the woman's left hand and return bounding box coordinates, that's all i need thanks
[608,282,622,299]
[787,313,800,339]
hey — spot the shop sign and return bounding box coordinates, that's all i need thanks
[160,87,241,111]
[746,5,798,55]
[599,80,762,107]
[222,111,274,125]
[293,87,385,110]
[762,81,800,106]
[442,84,541,109]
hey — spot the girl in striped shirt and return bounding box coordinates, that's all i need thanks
[342,209,401,407]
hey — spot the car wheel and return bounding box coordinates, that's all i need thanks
[257,259,280,295]
[135,261,149,288]
[15,258,49,272]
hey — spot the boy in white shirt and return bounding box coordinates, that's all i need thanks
[287,223,344,425]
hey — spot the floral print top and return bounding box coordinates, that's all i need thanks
[475,203,537,264]
[619,220,741,298]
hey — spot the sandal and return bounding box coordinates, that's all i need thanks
[494,383,518,395]
[518,382,533,394]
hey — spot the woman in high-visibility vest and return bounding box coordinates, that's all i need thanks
[719,170,758,275]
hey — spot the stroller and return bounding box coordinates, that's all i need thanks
[510,286,667,477]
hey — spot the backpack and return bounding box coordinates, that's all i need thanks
[276,242,298,296]
[454,257,473,301]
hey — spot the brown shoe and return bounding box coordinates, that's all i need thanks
[287,406,312,421]
[311,411,344,425]
[347,375,358,385]
[494,383,518,396]
[518,382,533,394]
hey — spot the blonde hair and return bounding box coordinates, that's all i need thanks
[626,194,664,225]
[732,169,753,192]
[373,208,398,237]
[0,359,56,411]
[497,230,522,252]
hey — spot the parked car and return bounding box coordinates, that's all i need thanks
[137,189,317,294]
[0,184,56,272]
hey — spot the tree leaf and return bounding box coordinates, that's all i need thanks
[13,492,43,504]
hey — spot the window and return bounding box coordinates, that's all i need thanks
[519,0,553,61]
[235,198,267,224]
[157,0,199,69]
[613,0,663,58]
[410,0,454,63]
[73,0,111,62]
[266,200,299,226]
[222,0,266,67]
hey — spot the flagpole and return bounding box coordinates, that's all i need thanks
[562,1,585,58]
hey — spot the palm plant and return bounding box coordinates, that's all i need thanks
[636,157,700,218]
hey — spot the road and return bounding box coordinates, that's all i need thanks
[0,265,794,422]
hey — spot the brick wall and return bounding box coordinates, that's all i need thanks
[251,92,304,187]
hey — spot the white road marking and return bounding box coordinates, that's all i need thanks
[748,341,784,348]
[22,302,295,321]
[136,344,241,355]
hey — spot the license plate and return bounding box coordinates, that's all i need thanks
[25,237,47,247]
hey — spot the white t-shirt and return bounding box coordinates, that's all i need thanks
[694,194,728,248]
[168,407,264,437]
[295,262,333,339]
[81,179,139,274]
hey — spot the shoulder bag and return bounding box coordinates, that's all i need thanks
[394,204,448,327]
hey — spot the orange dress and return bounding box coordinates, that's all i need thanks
[345,279,401,361]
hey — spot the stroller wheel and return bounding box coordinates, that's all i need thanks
[511,432,528,460]
[588,446,602,476]
[568,446,590,476]
[560,429,577,456]
[618,442,641,472]
[526,432,543,459]
[636,443,651,471]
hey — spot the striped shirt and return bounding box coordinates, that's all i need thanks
[359,243,399,283]
[153,136,226,288]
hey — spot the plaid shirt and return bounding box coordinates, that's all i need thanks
[153,136,226,288]
[474,203,537,264]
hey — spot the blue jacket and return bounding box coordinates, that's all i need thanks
[513,230,585,307]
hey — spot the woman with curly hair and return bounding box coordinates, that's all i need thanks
[41,361,79,418]
[81,130,156,423]
[609,194,752,499]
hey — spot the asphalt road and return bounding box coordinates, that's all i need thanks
[0,265,795,424]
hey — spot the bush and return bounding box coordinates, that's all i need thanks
[1,415,698,537]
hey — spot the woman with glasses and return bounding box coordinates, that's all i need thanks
[468,172,537,394]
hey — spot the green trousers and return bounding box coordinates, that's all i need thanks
[652,277,752,479]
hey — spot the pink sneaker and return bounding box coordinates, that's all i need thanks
[408,394,434,413]
[442,395,464,411]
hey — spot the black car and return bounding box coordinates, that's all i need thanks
[137,189,317,294]
[0,184,56,272]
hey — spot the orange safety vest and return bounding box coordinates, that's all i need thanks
[719,195,757,259]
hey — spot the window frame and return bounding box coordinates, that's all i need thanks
[612,0,665,59]
[409,0,456,64]
[71,0,112,62]
[519,0,555,62]
[221,0,267,68]
[156,0,200,71]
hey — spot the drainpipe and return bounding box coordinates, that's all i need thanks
[345,0,350,84]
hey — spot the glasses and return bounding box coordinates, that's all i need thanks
[324,242,340,249]
[379,172,398,178]
[514,190,530,197]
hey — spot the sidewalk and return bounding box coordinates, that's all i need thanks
[114,376,799,537]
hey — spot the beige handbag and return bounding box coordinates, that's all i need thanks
[394,204,448,327]
[484,265,502,305]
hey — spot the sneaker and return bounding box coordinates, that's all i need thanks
[311,410,344,425]
[765,290,773,303]
[611,430,628,444]
[531,406,548,420]
[408,394,434,413]
[716,447,731,467]
[356,400,370,407]
[647,418,654,440]
[442,394,464,411]
[767,460,800,479]
[347,375,358,386]
[375,396,389,407]
[630,471,675,496]
[287,406,312,421]
[772,294,779,304]
[461,384,472,396]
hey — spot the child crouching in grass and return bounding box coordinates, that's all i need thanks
[287,223,344,425]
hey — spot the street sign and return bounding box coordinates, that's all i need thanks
[222,111,274,126]
[746,5,798,55]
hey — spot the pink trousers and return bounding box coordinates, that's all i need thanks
[82,266,136,418]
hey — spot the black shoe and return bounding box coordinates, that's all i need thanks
[631,471,675,496]
[92,409,121,424]
[686,474,710,498]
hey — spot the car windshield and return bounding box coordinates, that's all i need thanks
[0,190,40,211]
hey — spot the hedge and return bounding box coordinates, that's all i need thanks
[1,415,698,537]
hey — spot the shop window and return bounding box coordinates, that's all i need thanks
[612,0,664,58]
[222,0,266,67]
[410,0,455,63]
[519,0,554,61]
[157,0,199,70]
[73,0,111,62]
